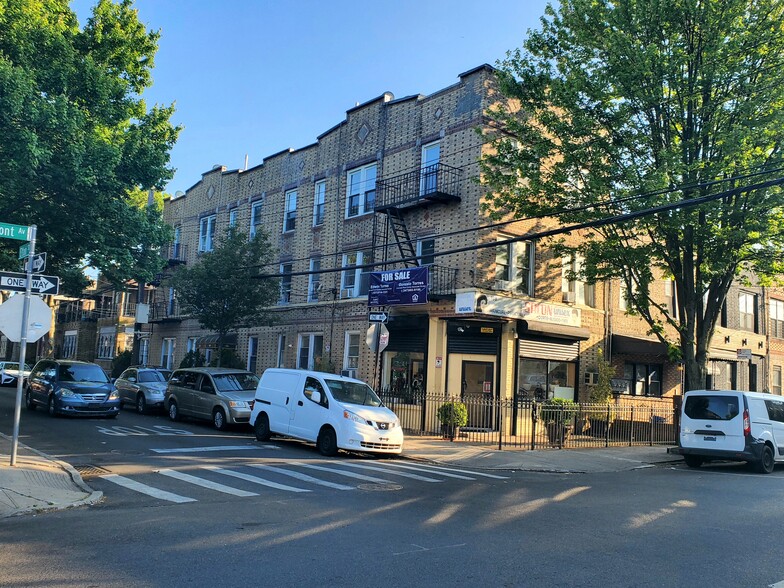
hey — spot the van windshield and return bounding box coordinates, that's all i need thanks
[59,364,109,383]
[325,380,383,407]
[684,395,740,421]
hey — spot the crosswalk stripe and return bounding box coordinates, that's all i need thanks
[383,462,509,480]
[151,445,276,454]
[249,464,354,490]
[158,469,259,497]
[100,474,196,503]
[292,462,393,483]
[203,466,311,493]
[334,461,444,482]
[376,462,476,480]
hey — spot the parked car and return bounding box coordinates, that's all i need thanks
[165,367,259,430]
[115,367,172,414]
[250,368,403,456]
[679,389,784,473]
[25,359,121,418]
[0,362,32,387]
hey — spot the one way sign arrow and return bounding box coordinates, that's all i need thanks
[22,252,46,273]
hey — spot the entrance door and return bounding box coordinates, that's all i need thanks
[461,361,494,430]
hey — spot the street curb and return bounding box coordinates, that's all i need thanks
[0,432,103,517]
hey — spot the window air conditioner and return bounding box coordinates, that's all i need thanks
[584,371,599,386]
[341,288,354,299]
[562,291,576,303]
[341,369,357,379]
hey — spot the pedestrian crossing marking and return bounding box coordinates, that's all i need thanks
[249,464,355,490]
[384,462,509,480]
[291,462,393,484]
[158,469,259,497]
[333,461,444,482]
[100,474,196,503]
[203,466,311,493]
[379,462,476,480]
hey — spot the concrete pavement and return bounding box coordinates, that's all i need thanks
[0,431,684,519]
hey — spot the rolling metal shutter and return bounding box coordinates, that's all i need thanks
[518,336,579,362]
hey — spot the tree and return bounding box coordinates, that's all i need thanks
[0,0,179,293]
[482,0,784,391]
[170,227,279,367]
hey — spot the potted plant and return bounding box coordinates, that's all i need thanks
[586,349,617,438]
[437,400,468,441]
[540,397,578,446]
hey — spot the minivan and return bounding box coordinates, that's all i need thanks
[250,368,403,456]
[165,367,259,430]
[679,389,784,473]
[25,359,121,418]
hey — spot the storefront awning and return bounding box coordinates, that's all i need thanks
[518,320,590,341]
[196,333,238,348]
[611,334,667,356]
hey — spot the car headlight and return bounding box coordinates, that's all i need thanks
[343,410,368,425]
[58,388,75,397]
[109,389,120,400]
[228,401,248,408]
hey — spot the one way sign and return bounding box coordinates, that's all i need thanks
[0,271,60,295]
[22,252,46,273]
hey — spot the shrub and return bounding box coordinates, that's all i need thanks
[540,397,578,425]
[437,401,468,427]
[179,350,205,368]
[111,350,133,378]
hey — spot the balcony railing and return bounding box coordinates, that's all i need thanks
[376,163,463,211]
[149,300,185,322]
[164,242,187,264]
[427,264,459,300]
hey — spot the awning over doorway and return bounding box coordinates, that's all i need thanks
[196,333,238,348]
[611,334,667,356]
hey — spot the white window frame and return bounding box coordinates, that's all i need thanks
[161,338,176,370]
[417,238,435,266]
[63,330,77,359]
[229,209,238,227]
[620,279,638,311]
[138,338,150,366]
[247,336,258,373]
[284,189,297,233]
[277,335,286,368]
[496,237,533,296]
[308,259,321,302]
[186,337,198,353]
[172,226,182,258]
[297,333,324,370]
[198,215,216,252]
[340,250,371,298]
[250,201,263,238]
[97,328,115,360]
[345,163,377,218]
[420,141,440,196]
[561,254,593,306]
[344,332,360,370]
[663,279,679,319]
[739,292,757,332]
[313,180,326,226]
[280,263,293,304]
[773,365,782,395]
[771,299,784,338]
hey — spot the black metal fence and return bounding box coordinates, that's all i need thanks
[378,389,677,450]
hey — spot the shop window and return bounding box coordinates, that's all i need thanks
[518,358,576,401]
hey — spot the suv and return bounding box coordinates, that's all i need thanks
[165,367,259,430]
[115,367,172,414]
[25,359,121,418]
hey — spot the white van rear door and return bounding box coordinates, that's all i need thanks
[681,392,745,452]
[258,371,302,435]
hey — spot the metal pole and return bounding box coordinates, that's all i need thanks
[10,225,36,466]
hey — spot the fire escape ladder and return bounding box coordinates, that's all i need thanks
[385,208,418,267]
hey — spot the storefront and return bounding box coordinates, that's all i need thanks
[379,314,428,396]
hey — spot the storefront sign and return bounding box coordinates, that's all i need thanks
[455,289,581,327]
[369,267,429,306]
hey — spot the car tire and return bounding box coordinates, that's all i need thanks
[48,396,58,417]
[25,390,35,411]
[136,394,147,415]
[254,414,271,441]
[756,445,775,474]
[106,413,119,419]
[683,455,703,469]
[168,400,180,422]
[317,427,338,457]
[213,408,227,431]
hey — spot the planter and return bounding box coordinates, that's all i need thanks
[441,423,461,441]
[545,422,573,447]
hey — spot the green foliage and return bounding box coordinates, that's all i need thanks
[0,0,180,293]
[483,0,784,391]
[540,398,578,425]
[437,401,468,427]
[314,356,336,374]
[209,348,244,369]
[111,350,132,378]
[171,227,278,367]
[589,349,615,404]
[179,350,205,368]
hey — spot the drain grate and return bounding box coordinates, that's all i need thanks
[357,483,402,492]
[73,464,111,478]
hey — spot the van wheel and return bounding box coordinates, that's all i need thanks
[683,455,703,469]
[317,427,338,456]
[25,390,35,411]
[168,401,180,422]
[254,414,271,441]
[213,408,227,431]
[756,445,775,474]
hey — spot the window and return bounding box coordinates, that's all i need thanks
[621,363,663,396]
[771,300,784,338]
[496,238,533,296]
[344,332,360,370]
[198,215,216,252]
[250,202,263,238]
[739,292,758,332]
[161,338,176,370]
[341,250,372,298]
[518,358,577,401]
[280,264,292,304]
[138,338,149,366]
[297,333,324,370]
[561,254,594,306]
[186,337,198,353]
[663,279,678,319]
[62,331,77,359]
[303,376,328,407]
[313,180,326,226]
[418,238,435,266]
[420,141,440,196]
[97,328,115,360]
[247,336,258,373]
[284,189,297,232]
[172,226,182,258]
[308,259,321,302]
[619,280,637,311]
[346,163,376,217]
[167,288,176,316]
[773,366,782,395]
[277,335,286,368]
[229,209,238,227]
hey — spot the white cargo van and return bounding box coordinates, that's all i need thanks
[250,368,403,456]
[679,389,784,473]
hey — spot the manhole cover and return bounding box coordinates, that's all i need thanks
[73,464,111,478]
[357,483,402,492]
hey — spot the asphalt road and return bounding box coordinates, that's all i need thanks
[2,387,784,587]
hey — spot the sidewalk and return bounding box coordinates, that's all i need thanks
[0,433,684,519]
[0,432,102,519]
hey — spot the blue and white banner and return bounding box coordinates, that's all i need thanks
[369,267,429,306]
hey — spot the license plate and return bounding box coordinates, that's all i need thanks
[703,436,717,441]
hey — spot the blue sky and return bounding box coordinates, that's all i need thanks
[72,0,553,194]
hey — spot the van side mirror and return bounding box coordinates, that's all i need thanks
[310,390,321,405]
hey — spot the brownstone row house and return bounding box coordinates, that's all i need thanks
[42,65,783,410]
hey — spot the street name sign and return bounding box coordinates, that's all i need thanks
[22,252,46,273]
[0,222,32,241]
[18,243,29,259]
[0,271,60,295]
[0,295,51,343]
